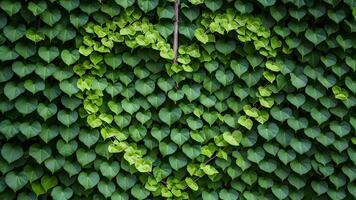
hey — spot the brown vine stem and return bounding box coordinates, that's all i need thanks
[173,0,180,64]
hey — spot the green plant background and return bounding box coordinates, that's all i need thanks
[0,0,356,199]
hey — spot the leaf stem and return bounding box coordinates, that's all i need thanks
[173,0,180,64]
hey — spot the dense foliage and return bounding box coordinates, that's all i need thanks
[0,0,356,199]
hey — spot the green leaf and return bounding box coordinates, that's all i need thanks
[332,86,349,101]
[179,23,196,40]
[186,116,203,130]
[290,138,311,154]
[39,126,59,143]
[5,172,28,192]
[257,122,279,140]
[101,2,121,17]
[201,164,219,176]
[182,84,201,102]
[63,161,81,177]
[115,0,135,8]
[247,147,265,163]
[271,184,289,199]
[290,159,311,175]
[310,108,330,125]
[121,99,140,115]
[348,182,356,199]
[76,148,96,166]
[78,172,100,190]
[15,97,38,115]
[0,46,19,61]
[330,121,351,137]
[182,144,201,159]
[215,39,236,55]
[305,28,327,45]
[137,0,158,13]
[59,78,79,96]
[59,0,79,11]
[311,181,328,196]
[156,22,174,39]
[29,144,51,164]
[57,139,78,157]
[51,186,73,200]
[0,120,19,140]
[1,143,23,163]
[170,128,189,146]
[278,149,296,165]
[185,177,198,191]
[169,153,187,170]
[28,1,47,16]
[26,28,45,42]
[287,117,308,131]
[219,189,239,200]
[238,115,253,130]
[79,129,99,148]
[159,107,182,126]
[61,50,80,65]
[40,9,61,26]
[270,107,292,122]
[38,46,59,63]
[202,191,218,200]
[0,0,21,16]
[99,161,120,180]
[111,192,129,200]
[70,13,89,28]
[3,24,26,42]
[15,42,36,58]
[182,7,200,21]
[31,182,46,196]
[98,181,116,198]
[24,79,45,94]
[230,59,248,77]
[257,0,277,7]
[151,126,170,142]
[205,0,222,12]
[157,6,174,19]
[4,81,25,100]
[0,66,13,83]
[159,141,177,156]
[44,156,65,173]
[223,131,242,146]
[116,173,136,191]
[104,53,122,69]
[287,94,305,108]
[57,110,78,127]
[215,70,234,86]
[290,73,308,89]
[57,27,76,42]
[131,184,150,200]
[41,175,58,192]
[135,79,155,96]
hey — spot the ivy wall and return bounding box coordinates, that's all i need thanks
[0,0,356,200]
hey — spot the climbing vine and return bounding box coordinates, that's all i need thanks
[0,0,356,200]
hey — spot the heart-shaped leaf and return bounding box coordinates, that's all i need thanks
[1,143,23,163]
[51,186,73,200]
[38,46,59,63]
[159,107,182,126]
[5,172,28,192]
[61,49,79,65]
[78,172,100,190]
[29,144,52,164]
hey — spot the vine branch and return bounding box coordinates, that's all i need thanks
[173,0,180,64]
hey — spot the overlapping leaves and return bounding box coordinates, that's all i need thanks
[0,0,356,200]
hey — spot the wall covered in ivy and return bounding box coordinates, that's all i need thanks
[0,0,356,199]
